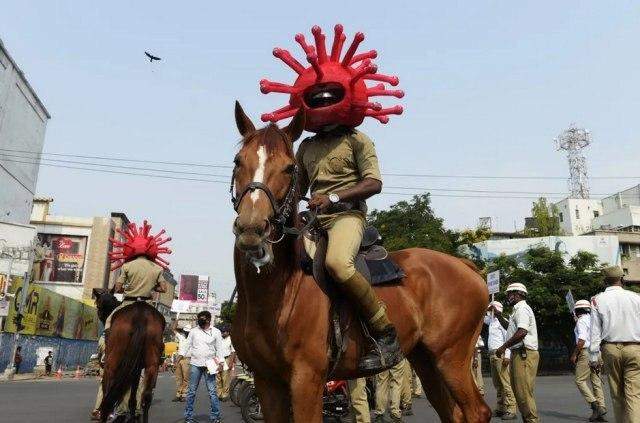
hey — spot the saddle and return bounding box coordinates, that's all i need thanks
[301,225,405,286]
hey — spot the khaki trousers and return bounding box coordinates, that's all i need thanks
[489,352,516,414]
[510,349,539,423]
[216,357,233,398]
[412,370,423,396]
[602,343,640,423]
[574,348,606,409]
[324,213,364,282]
[348,378,371,423]
[374,359,404,419]
[472,349,485,396]
[175,357,190,398]
[93,373,103,412]
[400,359,412,408]
[116,373,145,415]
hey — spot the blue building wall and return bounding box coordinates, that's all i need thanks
[0,332,97,373]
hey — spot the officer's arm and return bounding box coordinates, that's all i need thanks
[334,178,382,203]
[154,272,168,293]
[337,133,383,202]
[589,300,602,363]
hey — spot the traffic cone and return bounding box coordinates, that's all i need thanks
[74,366,82,379]
[56,367,63,380]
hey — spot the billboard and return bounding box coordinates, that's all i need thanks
[179,275,199,301]
[34,234,87,283]
[4,278,99,340]
[197,276,209,304]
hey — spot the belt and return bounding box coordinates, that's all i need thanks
[124,296,151,301]
[602,341,640,346]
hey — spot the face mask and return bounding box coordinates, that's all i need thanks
[197,318,208,327]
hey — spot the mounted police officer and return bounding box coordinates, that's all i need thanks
[296,126,402,372]
[589,266,640,422]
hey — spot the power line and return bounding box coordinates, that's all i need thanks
[2,146,639,180]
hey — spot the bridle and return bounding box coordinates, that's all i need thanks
[230,161,300,244]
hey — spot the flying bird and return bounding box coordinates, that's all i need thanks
[144,51,161,62]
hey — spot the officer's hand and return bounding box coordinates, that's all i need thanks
[570,354,577,365]
[495,346,506,358]
[502,358,510,369]
[589,361,601,374]
[307,194,331,212]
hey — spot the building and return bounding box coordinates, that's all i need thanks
[29,198,177,304]
[0,38,50,226]
[554,198,603,236]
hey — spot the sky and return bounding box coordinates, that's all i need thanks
[1,1,639,300]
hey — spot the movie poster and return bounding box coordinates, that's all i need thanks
[34,234,87,283]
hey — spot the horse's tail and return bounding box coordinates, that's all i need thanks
[100,304,146,416]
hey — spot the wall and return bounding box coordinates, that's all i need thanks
[0,221,36,276]
[0,40,50,225]
[555,198,604,235]
[593,206,640,231]
[602,185,640,214]
[0,332,96,373]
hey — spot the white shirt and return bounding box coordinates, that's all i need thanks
[220,336,234,358]
[574,314,591,349]
[484,314,511,359]
[506,300,538,351]
[589,286,640,362]
[176,331,190,357]
[475,336,485,348]
[184,326,225,370]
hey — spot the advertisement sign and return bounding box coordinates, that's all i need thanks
[197,276,209,304]
[565,290,576,313]
[179,275,199,301]
[5,279,99,340]
[34,234,87,284]
[487,270,500,295]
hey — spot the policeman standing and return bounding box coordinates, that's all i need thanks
[485,301,517,420]
[496,283,539,423]
[589,266,640,423]
[571,300,607,421]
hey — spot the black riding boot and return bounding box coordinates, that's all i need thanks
[358,325,403,372]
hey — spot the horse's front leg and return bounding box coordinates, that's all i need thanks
[254,375,291,422]
[290,364,325,422]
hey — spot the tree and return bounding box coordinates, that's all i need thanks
[368,194,458,254]
[219,300,237,326]
[524,197,562,237]
[488,247,604,353]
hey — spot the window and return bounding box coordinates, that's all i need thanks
[623,268,629,275]
[594,210,600,218]
[559,212,564,222]
[575,209,580,219]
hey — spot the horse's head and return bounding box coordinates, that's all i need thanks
[231,101,305,268]
[92,288,121,325]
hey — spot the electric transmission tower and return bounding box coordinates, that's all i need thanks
[554,123,592,199]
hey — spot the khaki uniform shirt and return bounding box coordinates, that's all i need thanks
[507,300,539,351]
[296,128,382,222]
[116,256,166,298]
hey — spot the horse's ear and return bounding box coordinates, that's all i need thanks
[283,108,306,142]
[235,101,255,137]
[92,288,101,299]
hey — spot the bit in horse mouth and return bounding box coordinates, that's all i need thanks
[246,244,273,272]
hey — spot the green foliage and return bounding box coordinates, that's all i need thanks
[488,248,604,351]
[219,300,237,325]
[524,197,562,237]
[368,194,459,254]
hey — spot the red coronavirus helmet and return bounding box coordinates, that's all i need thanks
[108,220,172,271]
[260,24,404,132]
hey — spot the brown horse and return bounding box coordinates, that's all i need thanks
[230,102,491,423]
[93,289,165,423]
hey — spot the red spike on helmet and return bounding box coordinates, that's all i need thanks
[108,220,172,271]
[260,24,404,132]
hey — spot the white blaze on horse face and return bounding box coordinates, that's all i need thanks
[250,145,267,204]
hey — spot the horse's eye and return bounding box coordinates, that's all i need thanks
[284,164,295,174]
